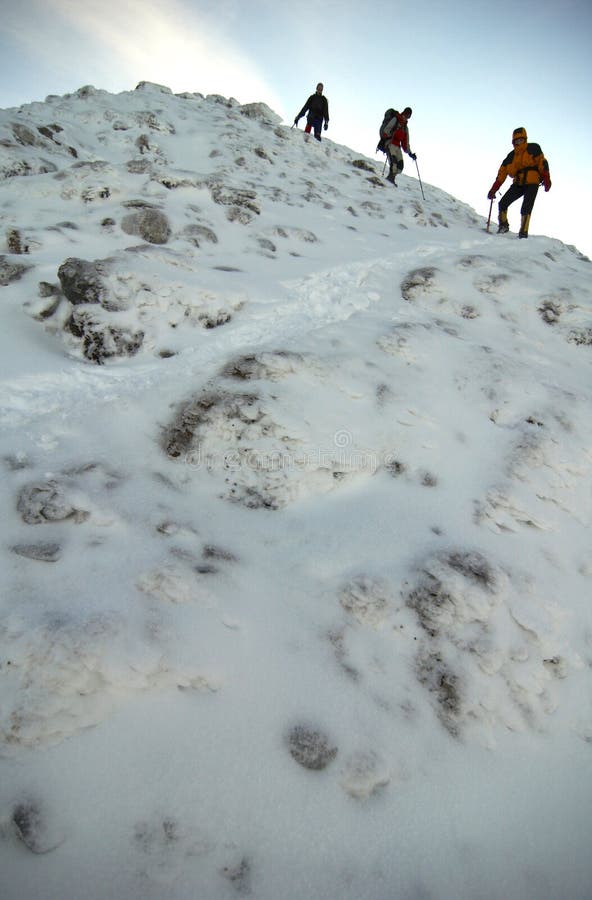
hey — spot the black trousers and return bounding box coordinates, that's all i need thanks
[305,114,323,140]
[499,183,539,216]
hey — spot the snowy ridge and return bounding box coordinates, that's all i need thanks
[0,82,591,900]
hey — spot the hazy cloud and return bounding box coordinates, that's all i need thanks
[3,0,284,111]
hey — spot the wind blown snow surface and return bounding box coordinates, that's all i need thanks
[0,82,591,900]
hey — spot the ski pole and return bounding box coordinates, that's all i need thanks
[486,197,494,232]
[414,158,425,200]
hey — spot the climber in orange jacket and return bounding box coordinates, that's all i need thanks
[487,127,551,238]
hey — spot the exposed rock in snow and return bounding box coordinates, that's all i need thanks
[11,798,64,854]
[57,257,108,305]
[17,480,89,525]
[286,724,338,770]
[64,306,145,363]
[11,541,62,562]
[120,207,171,244]
[0,255,30,284]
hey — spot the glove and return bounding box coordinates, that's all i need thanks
[409,152,417,161]
[542,171,551,192]
[488,180,501,200]
[324,122,328,130]
[293,116,300,126]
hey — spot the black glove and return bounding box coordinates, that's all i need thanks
[324,122,328,130]
[294,116,300,126]
[409,152,417,161]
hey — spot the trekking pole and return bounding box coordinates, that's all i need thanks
[382,158,387,176]
[414,158,425,200]
[486,197,494,232]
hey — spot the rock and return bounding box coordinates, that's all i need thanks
[57,257,107,305]
[64,308,144,364]
[12,800,63,854]
[400,266,438,302]
[16,480,89,525]
[126,159,152,174]
[286,724,338,770]
[81,186,110,203]
[445,550,496,589]
[75,85,98,99]
[567,328,592,346]
[0,255,30,285]
[199,311,232,329]
[239,102,281,124]
[37,123,63,140]
[226,206,255,225]
[134,81,173,95]
[32,294,62,320]
[206,94,235,107]
[162,389,261,459]
[11,123,39,146]
[12,542,62,562]
[203,544,238,563]
[182,224,218,246]
[415,649,462,738]
[210,184,259,216]
[121,208,171,244]
[6,228,27,254]
[135,134,151,154]
[38,281,59,297]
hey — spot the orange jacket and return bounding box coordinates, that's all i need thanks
[495,127,550,188]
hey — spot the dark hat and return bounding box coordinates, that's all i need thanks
[403,107,412,117]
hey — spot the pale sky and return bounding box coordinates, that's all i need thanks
[2,0,591,257]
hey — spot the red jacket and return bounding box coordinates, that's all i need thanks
[383,112,410,153]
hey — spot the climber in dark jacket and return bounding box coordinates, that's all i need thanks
[294,83,329,141]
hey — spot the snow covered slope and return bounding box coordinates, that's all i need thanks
[0,82,591,900]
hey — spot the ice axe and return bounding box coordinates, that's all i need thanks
[486,196,494,232]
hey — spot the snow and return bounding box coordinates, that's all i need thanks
[0,82,591,899]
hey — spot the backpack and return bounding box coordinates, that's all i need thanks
[376,108,397,153]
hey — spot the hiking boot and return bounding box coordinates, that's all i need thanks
[519,213,530,239]
[498,209,509,233]
[497,222,509,234]
[386,173,396,184]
